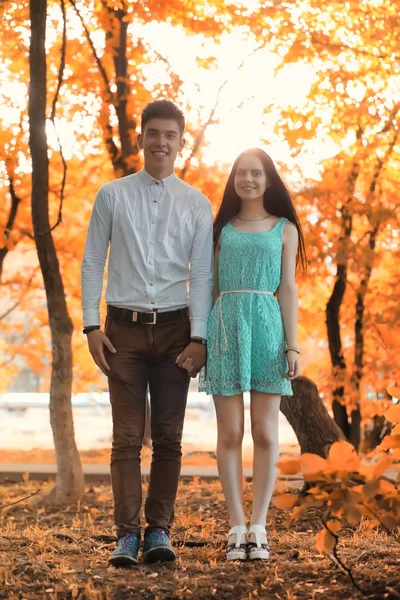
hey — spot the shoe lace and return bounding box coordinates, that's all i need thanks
[120,533,138,551]
[146,529,168,545]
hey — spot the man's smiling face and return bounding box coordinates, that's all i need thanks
[137,118,185,178]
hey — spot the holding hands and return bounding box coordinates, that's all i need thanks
[176,341,206,378]
[177,344,301,380]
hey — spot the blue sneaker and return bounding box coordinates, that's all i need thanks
[143,528,176,563]
[109,532,140,567]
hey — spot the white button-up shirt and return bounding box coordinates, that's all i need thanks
[81,169,214,339]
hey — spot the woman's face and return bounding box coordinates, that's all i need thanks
[234,155,269,202]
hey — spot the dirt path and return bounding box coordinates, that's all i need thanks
[0,479,399,599]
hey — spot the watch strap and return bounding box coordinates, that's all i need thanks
[190,337,206,345]
[83,326,100,335]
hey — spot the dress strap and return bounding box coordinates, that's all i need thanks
[277,217,287,232]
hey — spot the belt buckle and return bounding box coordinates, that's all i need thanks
[144,311,157,325]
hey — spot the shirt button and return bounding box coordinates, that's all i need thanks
[153,200,157,203]
[152,219,156,224]
[150,282,153,286]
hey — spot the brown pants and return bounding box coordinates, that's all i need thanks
[105,310,191,537]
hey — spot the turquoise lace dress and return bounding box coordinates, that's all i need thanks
[199,218,293,397]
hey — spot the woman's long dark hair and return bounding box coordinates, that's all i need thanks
[213,148,306,273]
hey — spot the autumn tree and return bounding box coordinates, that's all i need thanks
[3,0,397,477]
[273,0,400,449]
[67,0,272,445]
[28,0,85,504]
[0,0,281,473]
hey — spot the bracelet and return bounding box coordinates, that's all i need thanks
[285,347,300,354]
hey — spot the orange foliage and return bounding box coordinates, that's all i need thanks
[315,527,337,555]
[276,397,400,556]
[0,0,257,392]
[273,0,400,424]
[0,0,399,436]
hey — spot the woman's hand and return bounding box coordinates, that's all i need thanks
[176,342,206,377]
[181,357,197,378]
[284,349,300,380]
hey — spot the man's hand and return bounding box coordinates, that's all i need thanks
[176,342,206,377]
[87,329,116,376]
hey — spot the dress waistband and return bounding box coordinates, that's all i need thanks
[216,290,275,355]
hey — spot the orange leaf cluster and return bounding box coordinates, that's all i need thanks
[275,401,400,556]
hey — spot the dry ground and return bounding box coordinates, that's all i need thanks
[0,477,399,600]
[0,446,302,469]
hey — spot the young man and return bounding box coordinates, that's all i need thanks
[81,99,213,566]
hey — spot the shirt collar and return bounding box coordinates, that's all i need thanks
[139,168,176,189]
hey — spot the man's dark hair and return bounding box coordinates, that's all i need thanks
[141,99,185,135]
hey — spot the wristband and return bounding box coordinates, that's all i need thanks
[190,337,207,345]
[83,326,100,335]
[285,347,300,354]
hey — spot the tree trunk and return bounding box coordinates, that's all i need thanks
[325,145,363,442]
[326,261,350,438]
[29,0,84,505]
[325,204,352,438]
[101,0,139,177]
[349,132,393,450]
[347,279,364,451]
[281,376,345,458]
[362,415,393,453]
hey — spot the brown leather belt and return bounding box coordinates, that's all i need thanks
[107,304,189,325]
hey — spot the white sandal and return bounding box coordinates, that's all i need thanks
[248,524,270,560]
[226,525,248,561]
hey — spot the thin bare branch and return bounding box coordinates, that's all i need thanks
[69,0,113,100]
[0,268,40,321]
[50,0,66,123]
[310,36,400,61]
[44,0,68,236]
[378,103,400,135]
[181,41,268,179]
[0,489,41,510]
[27,0,69,239]
[0,172,22,281]
[0,354,17,370]
[70,0,124,172]
[0,326,33,371]
[322,511,367,597]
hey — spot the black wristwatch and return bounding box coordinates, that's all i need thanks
[83,325,100,335]
[190,337,207,345]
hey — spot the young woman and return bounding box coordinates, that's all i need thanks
[184,148,306,561]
